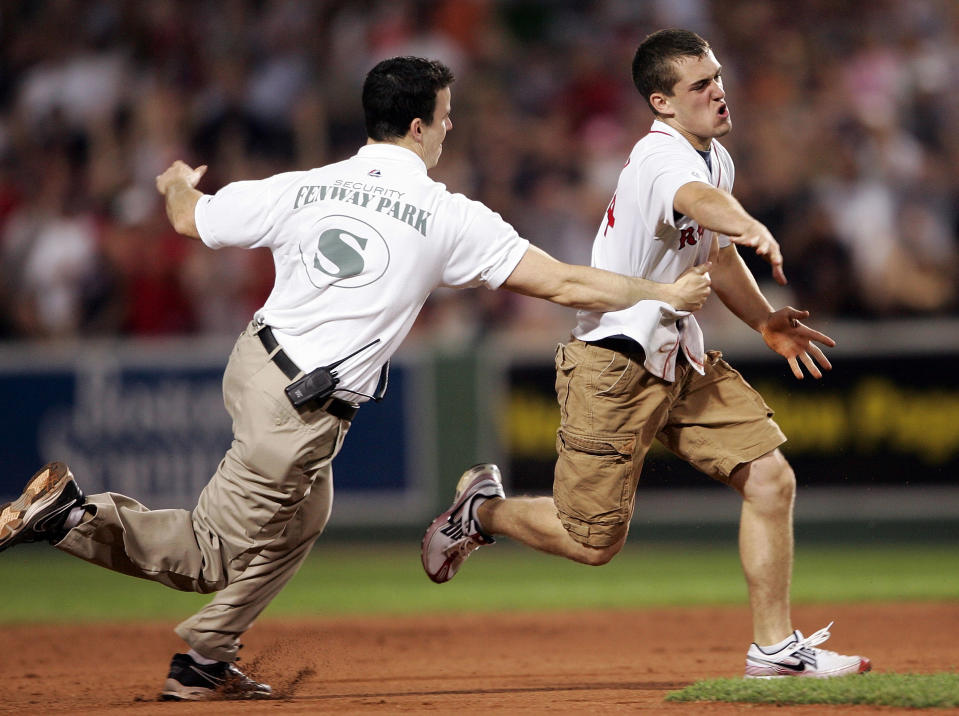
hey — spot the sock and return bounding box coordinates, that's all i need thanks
[758,631,798,654]
[62,506,86,531]
[469,495,497,541]
[188,649,219,665]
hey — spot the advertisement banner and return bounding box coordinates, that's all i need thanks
[0,344,415,521]
[502,352,959,494]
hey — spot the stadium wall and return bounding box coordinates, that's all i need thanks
[1,319,957,530]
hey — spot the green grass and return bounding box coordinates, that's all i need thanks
[1,541,956,623]
[666,672,959,708]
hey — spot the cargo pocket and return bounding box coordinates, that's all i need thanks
[554,429,636,533]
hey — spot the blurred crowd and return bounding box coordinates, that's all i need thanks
[1,0,957,344]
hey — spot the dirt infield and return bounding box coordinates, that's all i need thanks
[3,602,956,714]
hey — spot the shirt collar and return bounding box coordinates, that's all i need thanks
[650,119,682,139]
[356,143,427,174]
[649,119,713,154]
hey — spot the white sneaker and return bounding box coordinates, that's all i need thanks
[745,622,871,678]
[421,464,505,584]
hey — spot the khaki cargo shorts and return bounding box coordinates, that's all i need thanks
[553,338,786,547]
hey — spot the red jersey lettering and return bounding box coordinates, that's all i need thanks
[679,225,705,249]
[604,194,617,236]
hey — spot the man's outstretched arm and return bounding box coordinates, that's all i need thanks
[502,244,712,313]
[156,160,207,239]
[710,242,835,380]
[674,180,786,286]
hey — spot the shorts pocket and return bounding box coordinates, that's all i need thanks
[593,349,633,397]
[708,351,776,418]
[555,342,579,423]
[554,429,635,524]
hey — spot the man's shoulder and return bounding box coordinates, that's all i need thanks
[269,168,313,184]
[634,127,678,152]
[628,128,696,171]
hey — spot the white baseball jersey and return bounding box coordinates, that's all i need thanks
[573,120,734,381]
[195,143,529,401]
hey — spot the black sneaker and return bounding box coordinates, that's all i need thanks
[0,462,83,552]
[160,653,272,701]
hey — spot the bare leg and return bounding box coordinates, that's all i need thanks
[729,449,795,645]
[478,496,624,566]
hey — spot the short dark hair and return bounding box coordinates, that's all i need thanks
[363,57,455,141]
[632,29,711,114]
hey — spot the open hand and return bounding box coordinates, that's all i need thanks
[728,220,787,286]
[760,307,835,379]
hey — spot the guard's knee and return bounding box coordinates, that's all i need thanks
[195,580,223,595]
[171,573,226,594]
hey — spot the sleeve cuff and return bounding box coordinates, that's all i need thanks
[193,194,218,248]
[484,238,531,289]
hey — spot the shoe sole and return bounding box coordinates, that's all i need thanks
[160,680,273,701]
[745,657,871,679]
[160,681,215,701]
[421,513,457,584]
[0,462,73,552]
[421,465,502,584]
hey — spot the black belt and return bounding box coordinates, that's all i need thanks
[587,335,645,357]
[258,326,359,421]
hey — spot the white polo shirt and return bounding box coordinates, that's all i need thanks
[195,143,529,400]
[573,120,734,381]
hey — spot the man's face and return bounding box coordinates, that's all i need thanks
[655,50,730,149]
[422,86,452,169]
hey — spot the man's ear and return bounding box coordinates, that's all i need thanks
[649,91,672,116]
[409,117,424,143]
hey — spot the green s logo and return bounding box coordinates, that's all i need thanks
[300,215,390,289]
[313,228,367,279]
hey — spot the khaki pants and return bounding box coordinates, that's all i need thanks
[57,322,349,661]
[553,339,786,548]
